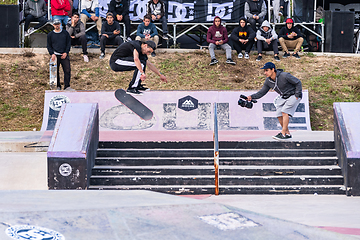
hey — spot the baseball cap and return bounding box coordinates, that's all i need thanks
[145,40,156,50]
[285,18,294,24]
[106,12,114,18]
[52,19,61,25]
[260,62,276,70]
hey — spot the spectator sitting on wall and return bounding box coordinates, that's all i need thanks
[51,0,71,28]
[135,14,159,57]
[230,16,255,60]
[109,0,131,42]
[256,20,280,62]
[99,12,123,59]
[147,0,168,40]
[207,16,235,66]
[278,18,304,59]
[244,0,267,32]
[24,0,48,36]
[66,12,89,62]
[80,0,102,36]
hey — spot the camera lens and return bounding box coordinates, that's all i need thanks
[245,101,253,109]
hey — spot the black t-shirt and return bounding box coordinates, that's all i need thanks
[110,40,148,63]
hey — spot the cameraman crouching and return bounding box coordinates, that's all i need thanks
[247,62,302,140]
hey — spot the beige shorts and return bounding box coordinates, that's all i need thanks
[274,95,301,117]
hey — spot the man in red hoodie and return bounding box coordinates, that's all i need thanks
[206,16,235,66]
[51,0,71,28]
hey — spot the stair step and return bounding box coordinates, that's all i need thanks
[98,141,335,150]
[92,165,342,176]
[88,184,346,195]
[90,175,344,186]
[97,149,337,158]
[94,156,338,166]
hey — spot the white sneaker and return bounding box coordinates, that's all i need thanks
[25,27,35,37]
[244,53,250,59]
[99,52,105,59]
[83,55,89,62]
[238,52,243,59]
[64,87,76,91]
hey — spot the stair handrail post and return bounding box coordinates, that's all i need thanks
[214,103,219,195]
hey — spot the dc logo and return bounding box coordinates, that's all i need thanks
[168,2,194,22]
[129,0,147,21]
[5,225,65,240]
[206,3,233,22]
[49,95,70,111]
[59,163,72,177]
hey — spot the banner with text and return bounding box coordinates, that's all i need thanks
[99,0,246,22]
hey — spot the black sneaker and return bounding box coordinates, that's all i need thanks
[256,55,262,61]
[151,52,156,57]
[209,58,218,66]
[137,84,150,91]
[283,52,290,58]
[99,52,105,59]
[126,88,143,95]
[272,132,288,140]
[293,53,301,59]
[226,58,236,65]
[274,55,280,61]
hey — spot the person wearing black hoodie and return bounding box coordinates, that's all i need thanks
[230,17,255,59]
[278,18,304,59]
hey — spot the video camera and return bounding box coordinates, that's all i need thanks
[238,94,257,109]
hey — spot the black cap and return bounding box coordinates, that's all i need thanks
[145,40,156,50]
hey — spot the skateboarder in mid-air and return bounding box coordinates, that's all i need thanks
[246,62,302,140]
[110,40,167,95]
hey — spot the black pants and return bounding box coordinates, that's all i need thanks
[56,55,71,89]
[279,0,288,17]
[116,14,131,38]
[233,39,254,54]
[303,0,314,22]
[24,15,47,31]
[257,40,279,55]
[248,17,264,32]
[110,56,146,89]
[71,35,88,55]
[152,15,168,34]
[100,35,123,53]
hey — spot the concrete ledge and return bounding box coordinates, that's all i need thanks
[334,102,360,196]
[0,131,48,152]
[47,103,99,189]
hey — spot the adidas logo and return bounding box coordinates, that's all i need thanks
[181,100,194,108]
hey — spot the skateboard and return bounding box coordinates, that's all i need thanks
[114,89,153,120]
[49,58,57,90]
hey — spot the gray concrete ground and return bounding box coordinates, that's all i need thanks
[0,131,360,239]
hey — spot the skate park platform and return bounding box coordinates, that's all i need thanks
[40,90,311,142]
[1,90,360,239]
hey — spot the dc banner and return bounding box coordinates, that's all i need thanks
[98,0,246,23]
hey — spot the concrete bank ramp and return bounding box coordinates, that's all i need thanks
[0,190,357,240]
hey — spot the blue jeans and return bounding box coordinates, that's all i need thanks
[52,15,69,29]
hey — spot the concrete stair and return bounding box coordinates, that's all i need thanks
[89,141,346,195]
